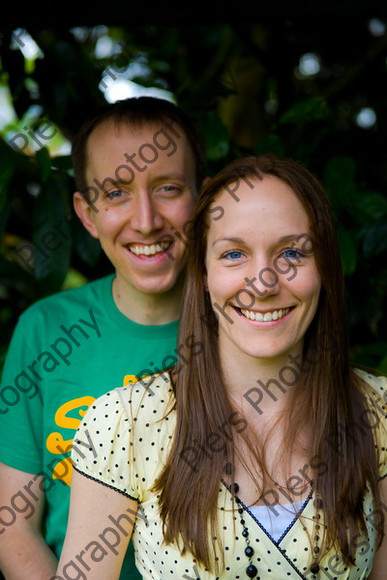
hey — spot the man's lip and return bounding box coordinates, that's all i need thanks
[125,240,174,247]
[125,240,174,253]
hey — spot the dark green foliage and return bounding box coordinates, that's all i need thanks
[1,20,386,372]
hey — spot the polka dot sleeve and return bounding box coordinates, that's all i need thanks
[355,369,387,479]
[71,386,139,500]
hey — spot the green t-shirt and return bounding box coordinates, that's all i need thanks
[0,274,179,579]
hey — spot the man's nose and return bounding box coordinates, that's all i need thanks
[130,193,164,235]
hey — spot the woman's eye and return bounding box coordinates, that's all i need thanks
[222,250,244,260]
[281,248,304,262]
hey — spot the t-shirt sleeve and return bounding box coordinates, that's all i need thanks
[71,387,139,500]
[357,370,387,480]
[0,309,44,473]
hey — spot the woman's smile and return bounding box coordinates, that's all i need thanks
[205,174,321,365]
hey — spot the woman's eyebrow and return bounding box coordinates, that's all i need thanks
[211,236,245,248]
[276,233,308,244]
[211,233,308,248]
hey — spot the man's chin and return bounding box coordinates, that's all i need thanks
[118,274,183,296]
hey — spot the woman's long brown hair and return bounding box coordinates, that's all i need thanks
[153,153,383,571]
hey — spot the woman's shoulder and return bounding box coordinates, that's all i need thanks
[353,367,387,479]
[84,371,175,420]
[353,367,387,403]
[71,372,175,497]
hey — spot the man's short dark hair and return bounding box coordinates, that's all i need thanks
[71,96,207,193]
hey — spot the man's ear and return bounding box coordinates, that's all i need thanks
[73,192,100,239]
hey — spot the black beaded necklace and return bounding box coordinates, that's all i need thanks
[232,482,322,578]
[233,483,258,578]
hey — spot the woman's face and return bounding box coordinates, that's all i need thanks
[205,174,321,365]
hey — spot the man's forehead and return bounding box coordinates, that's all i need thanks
[86,120,193,168]
[83,116,197,191]
[87,118,183,144]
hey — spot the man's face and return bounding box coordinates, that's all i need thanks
[74,120,197,299]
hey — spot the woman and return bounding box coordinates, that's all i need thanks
[57,154,386,579]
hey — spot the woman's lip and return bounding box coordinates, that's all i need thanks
[233,305,295,324]
[240,307,293,314]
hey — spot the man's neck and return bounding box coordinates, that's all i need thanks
[112,275,183,325]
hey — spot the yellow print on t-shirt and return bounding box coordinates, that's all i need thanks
[45,374,140,486]
[123,374,141,385]
[46,396,96,486]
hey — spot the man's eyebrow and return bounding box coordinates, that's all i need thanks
[153,173,186,182]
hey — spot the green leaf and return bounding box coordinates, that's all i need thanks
[62,267,89,290]
[324,155,357,209]
[377,355,387,373]
[351,342,387,370]
[355,342,387,357]
[0,140,20,237]
[255,134,286,156]
[338,228,357,275]
[352,191,387,220]
[193,111,229,161]
[51,155,73,173]
[35,146,52,182]
[32,178,71,284]
[278,96,330,125]
[0,139,19,210]
[362,218,387,257]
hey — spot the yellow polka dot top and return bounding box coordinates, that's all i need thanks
[72,369,387,579]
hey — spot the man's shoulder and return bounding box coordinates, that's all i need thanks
[21,274,114,322]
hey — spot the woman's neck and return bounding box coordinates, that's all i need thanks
[221,347,303,417]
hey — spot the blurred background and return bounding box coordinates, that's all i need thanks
[1,11,387,373]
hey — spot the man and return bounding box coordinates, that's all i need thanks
[0,96,207,578]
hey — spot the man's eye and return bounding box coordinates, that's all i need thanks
[106,190,124,200]
[221,250,244,260]
[159,185,179,194]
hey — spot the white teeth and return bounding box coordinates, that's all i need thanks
[129,242,171,256]
[240,307,289,321]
